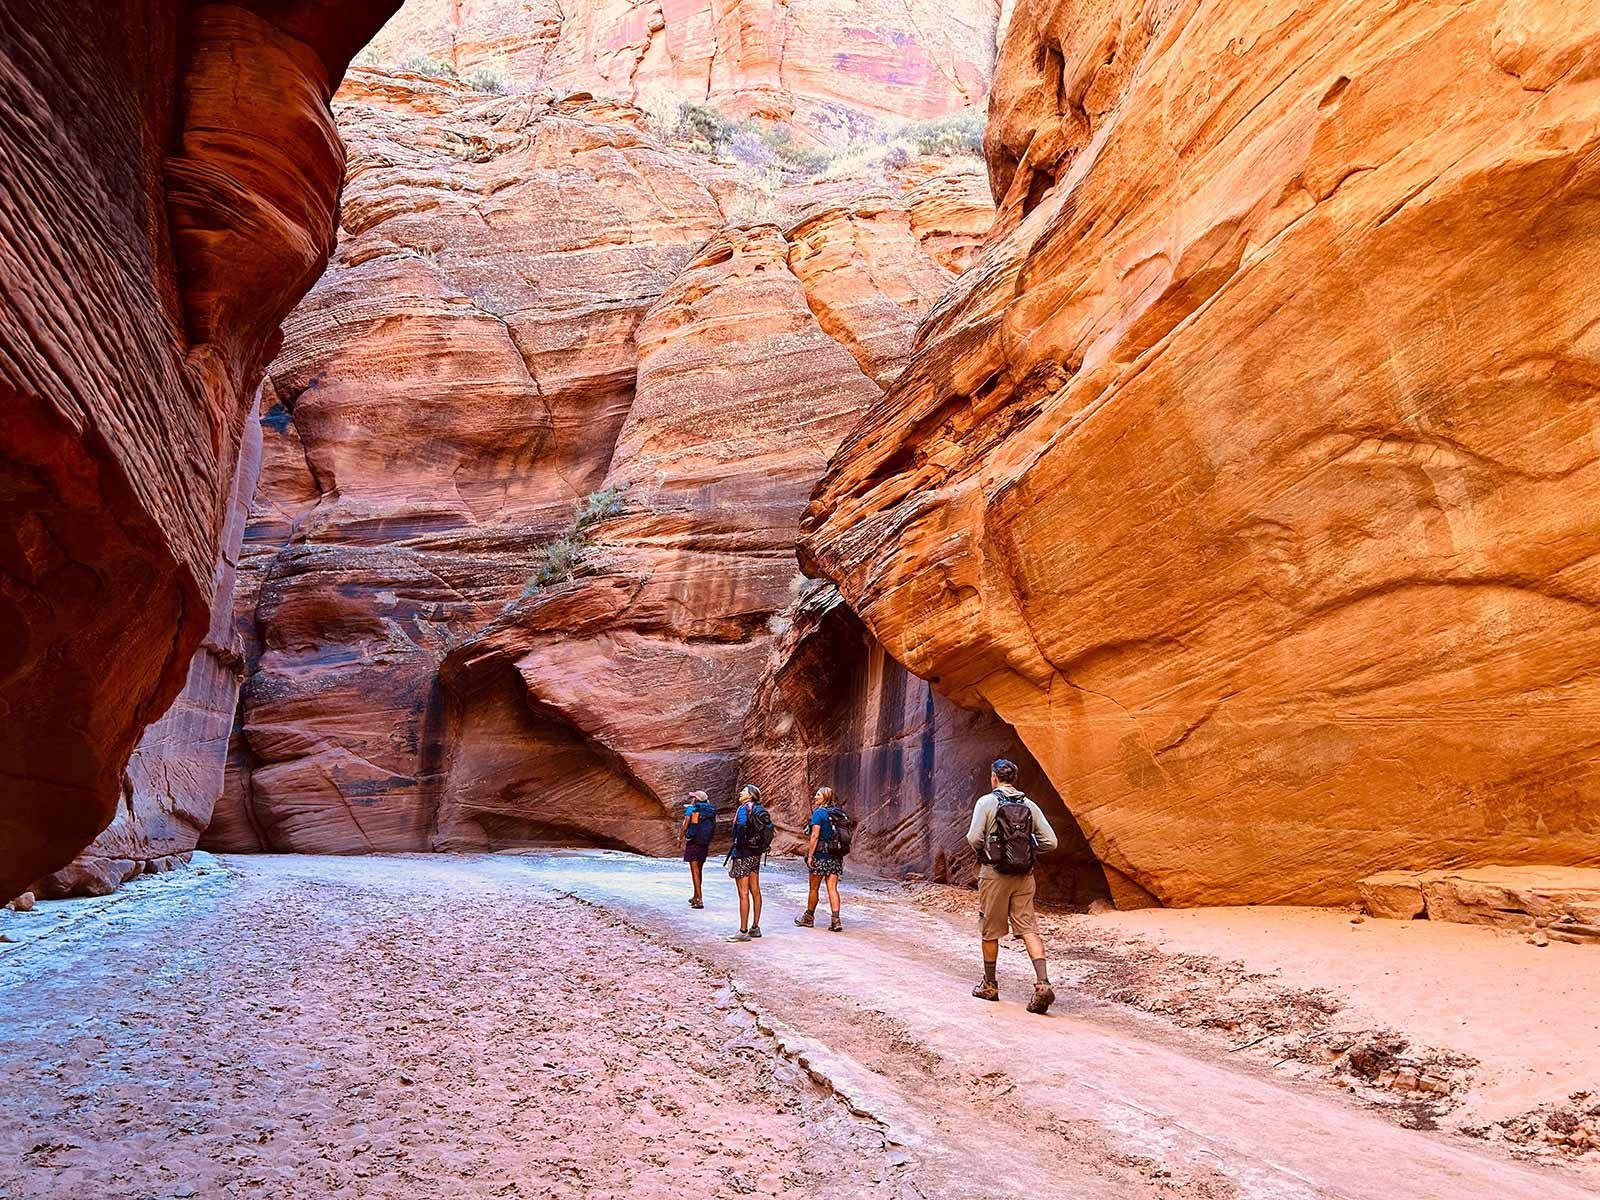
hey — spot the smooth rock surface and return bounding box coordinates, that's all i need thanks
[34,401,264,897]
[803,0,1600,906]
[0,0,399,902]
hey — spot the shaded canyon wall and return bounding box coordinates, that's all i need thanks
[0,0,401,902]
[33,399,265,897]
[743,587,1111,905]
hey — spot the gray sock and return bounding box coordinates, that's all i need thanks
[983,958,997,985]
[1032,957,1049,985]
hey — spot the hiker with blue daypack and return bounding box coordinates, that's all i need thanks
[680,790,717,909]
[967,758,1059,1014]
[794,786,853,933]
[725,783,774,942]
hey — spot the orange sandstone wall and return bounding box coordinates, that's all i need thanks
[803,0,1600,906]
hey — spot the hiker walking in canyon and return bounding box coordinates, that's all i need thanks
[680,790,717,909]
[795,786,853,932]
[725,784,773,942]
[968,759,1058,1014]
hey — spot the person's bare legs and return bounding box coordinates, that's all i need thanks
[688,859,703,905]
[806,873,822,912]
[825,874,841,917]
[750,872,763,929]
[736,875,751,931]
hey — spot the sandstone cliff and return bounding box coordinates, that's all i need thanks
[33,399,265,897]
[209,68,994,857]
[803,0,1600,906]
[361,0,1005,141]
[0,0,400,902]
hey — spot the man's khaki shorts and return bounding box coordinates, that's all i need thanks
[978,869,1038,940]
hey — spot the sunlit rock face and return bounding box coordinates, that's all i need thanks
[803,0,1600,906]
[742,587,1111,906]
[361,0,1005,139]
[211,68,993,856]
[0,0,399,902]
[437,223,886,850]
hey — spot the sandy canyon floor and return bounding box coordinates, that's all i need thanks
[1,853,1596,1200]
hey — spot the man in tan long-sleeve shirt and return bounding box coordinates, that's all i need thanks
[966,758,1058,1014]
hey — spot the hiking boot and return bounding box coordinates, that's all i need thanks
[828,915,843,932]
[689,898,704,909]
[727,931,751,942]
[971,979,1000,1002]
[1026,983,1056,1015]
[748,924,762,938]
[794,911,814,927]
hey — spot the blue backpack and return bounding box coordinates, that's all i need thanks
[686,801,717,846]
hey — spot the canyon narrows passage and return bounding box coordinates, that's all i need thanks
[7,0,1600,910]
[4,0,1600,1192]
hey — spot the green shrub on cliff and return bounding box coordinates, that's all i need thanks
[465,68,507,94]
[395,54,458,79]
[519,486,633,595]
[902,109,985,157]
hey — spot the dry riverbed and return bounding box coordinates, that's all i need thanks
[1,852,1594,1199]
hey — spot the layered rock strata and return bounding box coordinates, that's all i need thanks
[0,0,399,902]
[362,0,1005,140]
[1362,866,1600,942]
[207,77,730,852]
[211,70,994,858]
[802,0,1600,906]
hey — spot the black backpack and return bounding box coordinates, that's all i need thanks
[985,791,1036,875]
[821,806,854,857]
[736,804,775,857]
[686,801,717,846]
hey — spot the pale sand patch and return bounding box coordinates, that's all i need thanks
[1071,904,1600,1125]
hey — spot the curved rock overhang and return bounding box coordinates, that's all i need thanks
[0,0,402,902]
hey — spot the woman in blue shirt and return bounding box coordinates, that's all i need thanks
[794,786,846,932]
[726,784,766,941]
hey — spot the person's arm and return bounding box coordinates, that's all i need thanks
[806,823,821,863]
[1029,800,1059,853]
[966,794,992,853]
[680,809,691,840]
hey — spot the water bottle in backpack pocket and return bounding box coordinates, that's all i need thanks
[687,800,717,847]
[986,793,1036,875]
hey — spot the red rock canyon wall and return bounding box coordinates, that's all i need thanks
[802,0,1600,907]
[0,1,400,902]
[207,65,996,858]
[362,0,1005,141]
